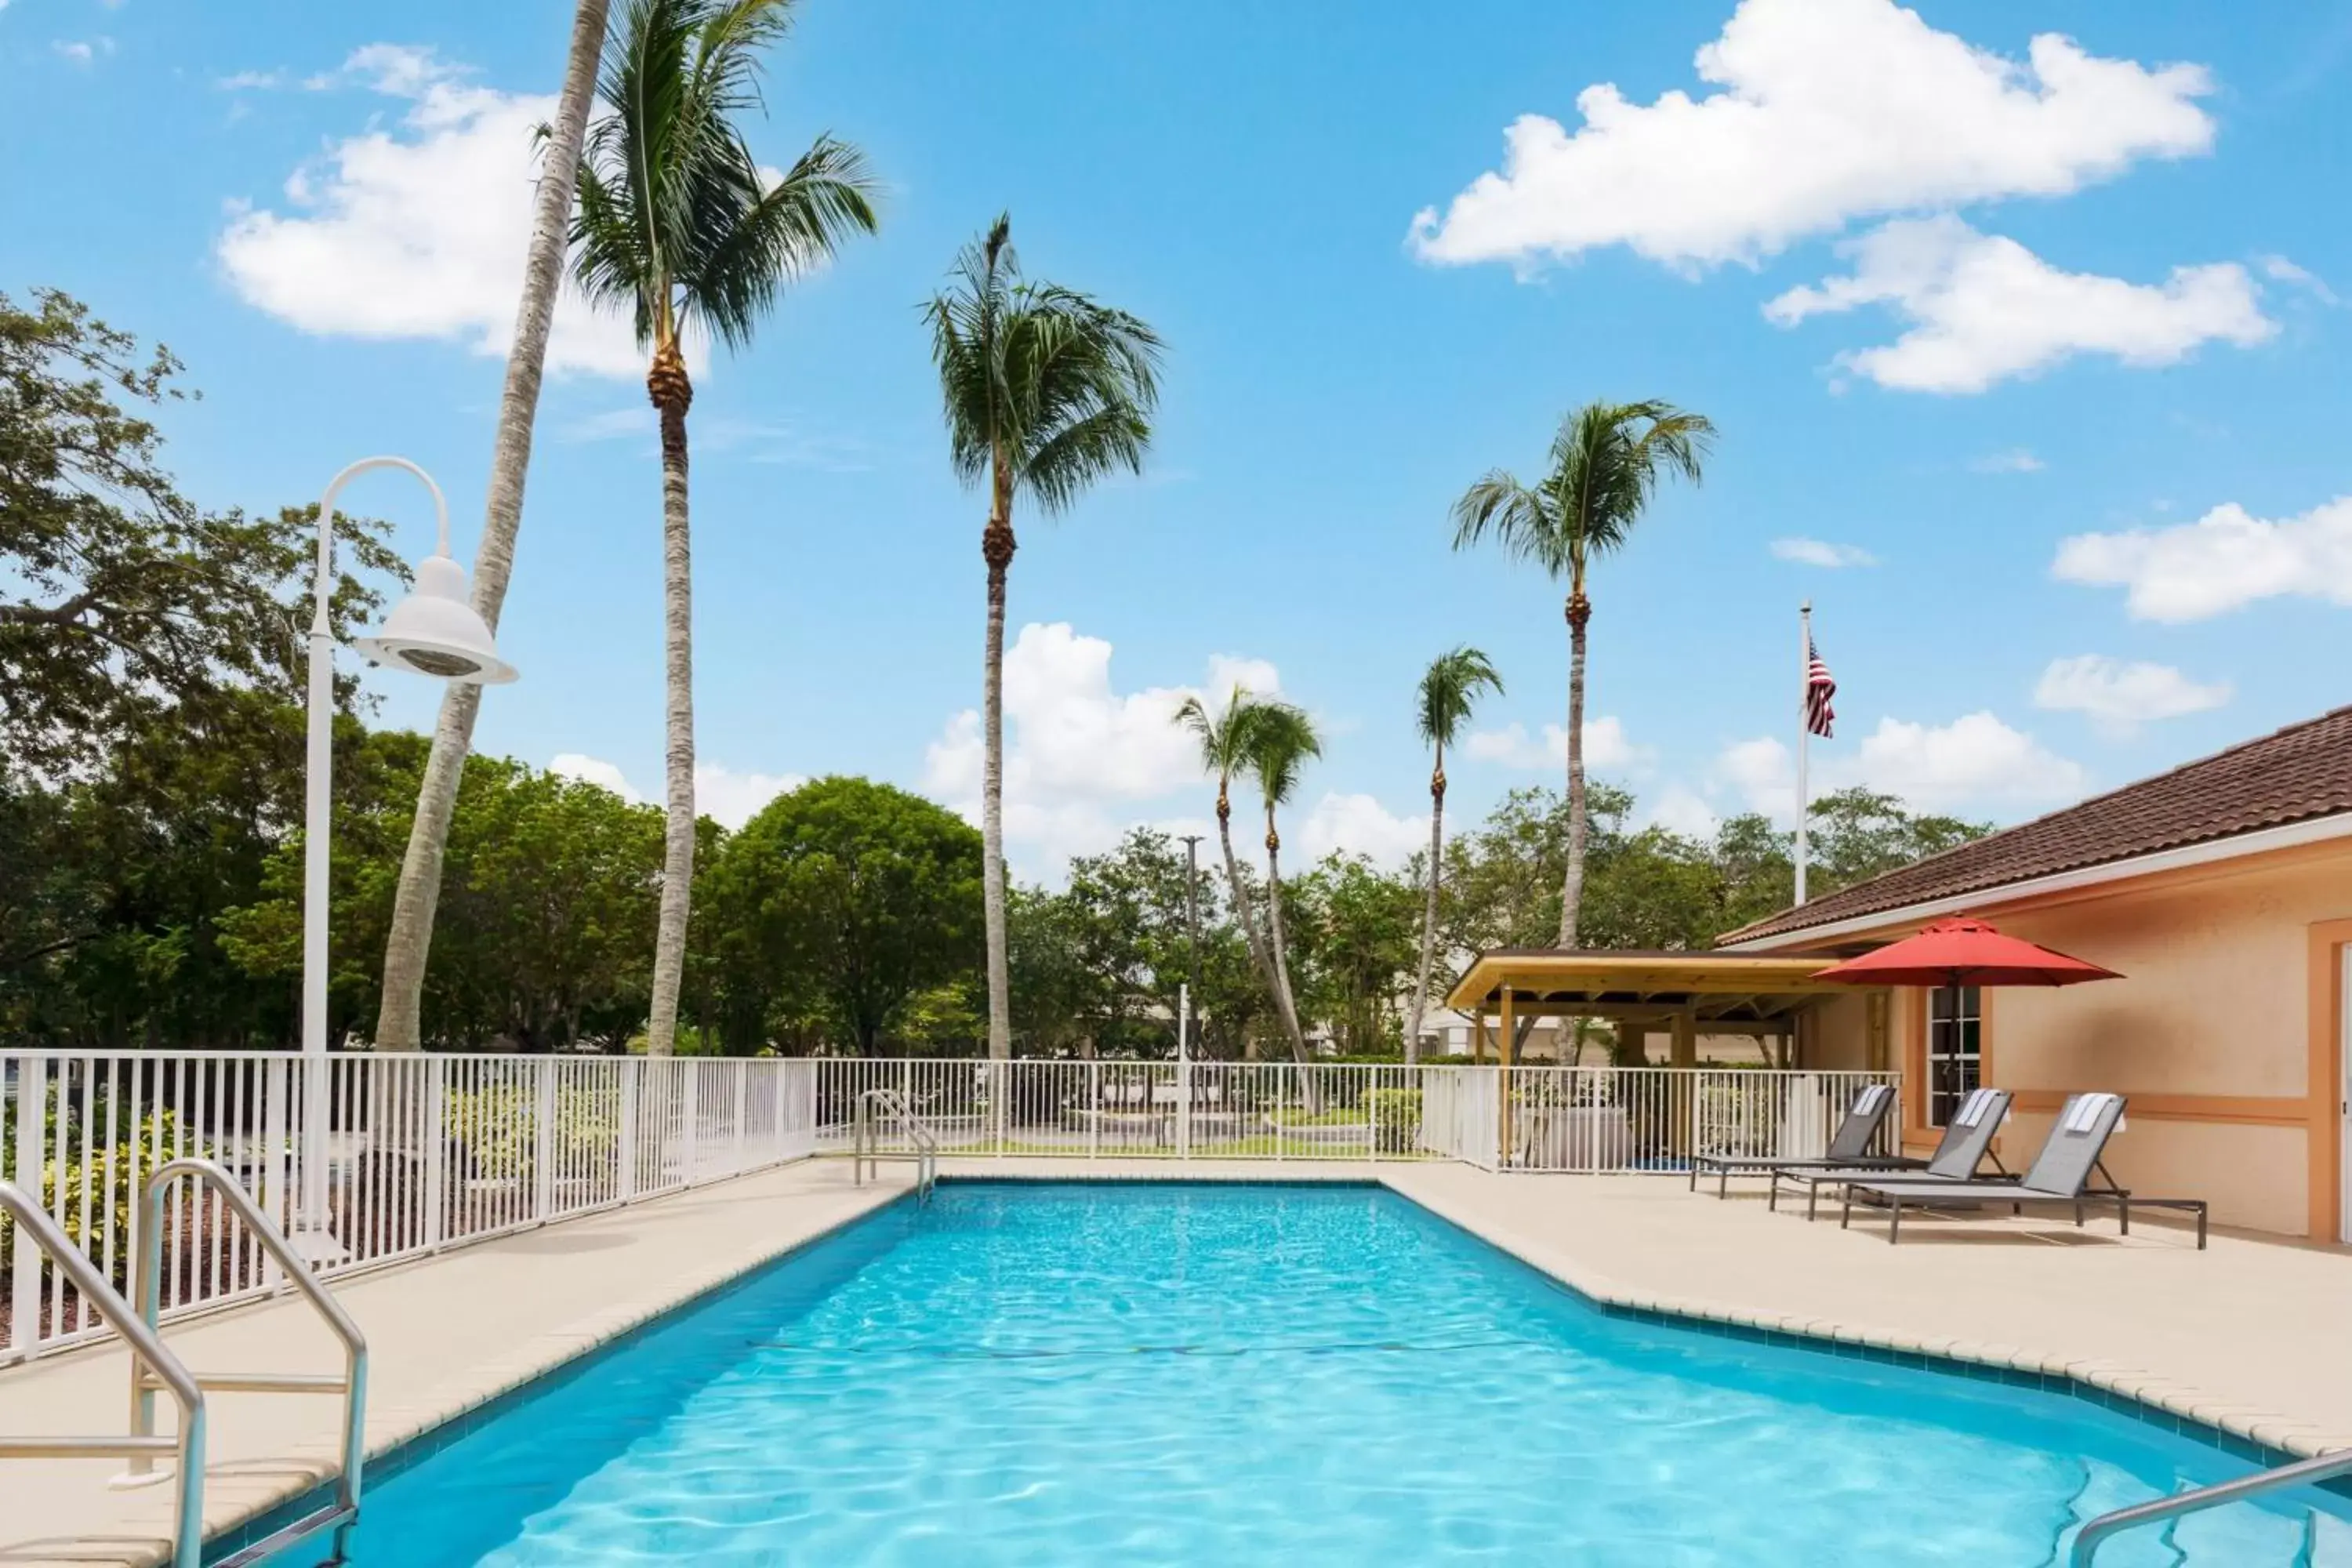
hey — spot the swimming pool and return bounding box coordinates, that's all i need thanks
[256,1181,2350,1566]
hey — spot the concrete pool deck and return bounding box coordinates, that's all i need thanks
[1,1155,2346,1564]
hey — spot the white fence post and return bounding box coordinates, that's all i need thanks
[731,1063,748,1178]
[681,1065,700,1188]
[7,1056,44,1354]
[617,1058,640,1202]
[532,1060,557,1221]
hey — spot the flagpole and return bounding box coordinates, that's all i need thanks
[1795,601,1812,906]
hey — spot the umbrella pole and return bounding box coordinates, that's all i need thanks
[1943,975,1963,1124]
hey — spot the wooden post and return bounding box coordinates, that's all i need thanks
[1671,1011,1697,1161]
[1498,987,1516,1165]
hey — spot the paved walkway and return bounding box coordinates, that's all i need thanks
[3,1156,2348,1565]
[1380,1164,2352,1460]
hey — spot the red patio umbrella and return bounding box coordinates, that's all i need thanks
[1811,916,2122,1121]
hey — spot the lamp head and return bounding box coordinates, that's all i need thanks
[352,554,517,685]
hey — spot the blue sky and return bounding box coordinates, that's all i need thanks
[7,0,2351,877]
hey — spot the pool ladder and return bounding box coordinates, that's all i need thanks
[2071,1446,2352,1563]
[0,1157,369,1568]
[852,1088,938,1203]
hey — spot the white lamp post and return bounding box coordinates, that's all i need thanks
[293,457,516,1261]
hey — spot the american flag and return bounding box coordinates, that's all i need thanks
[1804,635,1837,739]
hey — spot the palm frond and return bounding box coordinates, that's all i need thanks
[572,0,873,360]
[1417,645,1503,749]
[924,216,1163,510]
[1241,700,1320,809]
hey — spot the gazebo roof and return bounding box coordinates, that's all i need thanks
[1443,949,1877,1024]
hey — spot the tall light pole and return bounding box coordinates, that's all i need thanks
[296,457,517,1260]
[1178,834,1203,1061]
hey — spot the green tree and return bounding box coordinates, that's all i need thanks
[1290,853,1420,1057]
[1173,687,1301,1060]
[568,0,879,1054]
[1450,399,1713,949]
[1804,786,1986,892]
[0,290,399,775]
[704,777,983,1054]
[1405,645,1502,1062]
[924,215,1164,1067]
[377,0,615,1056]
[1241,699,1322,1080]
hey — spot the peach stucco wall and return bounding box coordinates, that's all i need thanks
[1774,843,2352,1238]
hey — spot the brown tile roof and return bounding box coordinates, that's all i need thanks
[1724,704,2352,946]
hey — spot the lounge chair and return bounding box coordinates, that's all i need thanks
[1686,1083,1898,1197]
[1768,1087,2013,1219]
[1840,1093,2209,1248]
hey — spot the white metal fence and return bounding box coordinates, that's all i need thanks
[811,1060,1900,1176]
[0,1052,817,1364]
[1,1051,1896,1365]
[814,1059,1432,1163]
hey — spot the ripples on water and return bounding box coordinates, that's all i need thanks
[283,1182,2343,1566]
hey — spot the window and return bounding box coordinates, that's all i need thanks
[1926,986,1981,1127]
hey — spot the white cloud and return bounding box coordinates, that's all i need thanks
[1408,0,2212,272]
[922,623,1255,874]
[2032,655,2230,737]
[548,753,642,803]
[1969,448,2045,474]
[217,45,643,377]
[546,753,804,830]
[1770,536,1878,568]
[1765,216,2273,393]
[53,38,111,64]
[2260,254,2339,307]
[2053,495,2352,622]
[1643,783,1722,840]
[1716,713,2082,818]
[1463,716,1645,773]
[1297,793,1429,869]
[216,69,286,91]
[1848,713,2085,810]
[694,764,806,831]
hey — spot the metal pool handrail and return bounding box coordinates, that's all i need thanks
[127,1158,369,1566]
[0,1180,209,1568]
[853,1088,937,1201]
[2071,1446,2352,1563]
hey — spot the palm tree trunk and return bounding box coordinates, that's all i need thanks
[372,0,610,1053]
[1260,811,1319,1113]
[1404,754,1444,1067]
[1560,591,1590,949]
[1213,793,1287,1057]
[644,344,696,1057]
[980,468,1016,1065]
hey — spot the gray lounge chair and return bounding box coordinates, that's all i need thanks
[1840,1093,2208,1248]
[1769,1087,2014,1218]
[1687,1083,1898,1197]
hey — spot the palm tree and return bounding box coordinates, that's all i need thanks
[1451,399,1712,949]
[926,215,1163,1064]
[1403,646,1502,1065]
[568,0,878,1053]
[1173,688,1290,1058]
[374,0,612,1054]
[1241,699,1322,1086]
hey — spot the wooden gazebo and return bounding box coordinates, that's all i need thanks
[1443,949,1891,1071]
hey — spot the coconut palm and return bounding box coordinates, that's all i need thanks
[568,0,878,1053]
[374,0,612,1054]
[1451,399,1712,949]
[1241,699,1321,1083]
[1403,646,1502,1065]
[926,215,1163,1064]
[1172,687,1293,1059]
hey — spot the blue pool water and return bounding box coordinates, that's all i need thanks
[263,1182,2352,1566]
